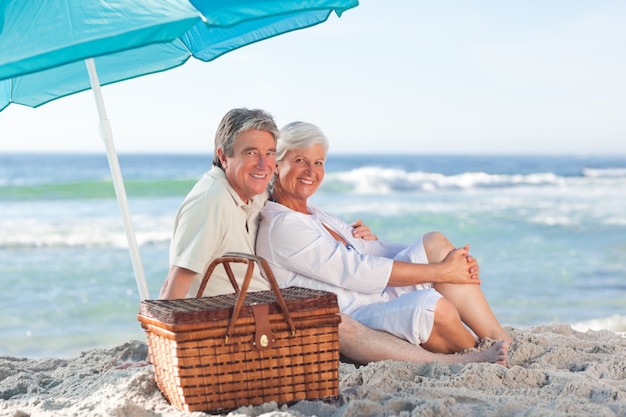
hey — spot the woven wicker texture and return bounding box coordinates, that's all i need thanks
[138,286,341,412]
[139,286,337,329]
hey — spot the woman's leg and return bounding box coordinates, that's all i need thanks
[435,282,512,344]
[424,231,512,344]
[421,297,478,353]
[353,288,477,354]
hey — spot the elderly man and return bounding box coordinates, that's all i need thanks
[159,108,507,365]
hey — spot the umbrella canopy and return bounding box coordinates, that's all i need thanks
[0,0,358,300]
[0,0,358,108]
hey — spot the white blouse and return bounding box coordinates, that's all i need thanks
[256,201,409,314]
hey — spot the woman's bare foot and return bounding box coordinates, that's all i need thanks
[491,331,514,346]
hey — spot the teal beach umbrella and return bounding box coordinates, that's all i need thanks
[0,0,358,300]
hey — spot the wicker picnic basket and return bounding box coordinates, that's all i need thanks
[137,252,341,413]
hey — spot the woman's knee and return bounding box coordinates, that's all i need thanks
[423,231,454,263]
[432,297,462,327]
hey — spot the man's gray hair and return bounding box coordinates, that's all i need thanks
[213,108,279,168]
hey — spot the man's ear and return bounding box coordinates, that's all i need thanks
[217,148,228,168]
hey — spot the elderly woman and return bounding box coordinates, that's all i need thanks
[256,121,511,357]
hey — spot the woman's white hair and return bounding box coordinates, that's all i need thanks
[276,121,329,162]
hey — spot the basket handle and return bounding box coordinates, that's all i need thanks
[196,252,297,342]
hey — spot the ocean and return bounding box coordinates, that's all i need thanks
[1,152,625,359]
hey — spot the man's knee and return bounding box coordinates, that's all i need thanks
[338,313,362,341]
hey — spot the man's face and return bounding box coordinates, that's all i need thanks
[218,129,276,203]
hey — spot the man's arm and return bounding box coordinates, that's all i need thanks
[350,219,378,241]
[158,265,197,299]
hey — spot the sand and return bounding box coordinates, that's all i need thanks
[1,324,626,417]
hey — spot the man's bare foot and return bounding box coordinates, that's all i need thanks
[453,339,509,366]
[472,339,509,366]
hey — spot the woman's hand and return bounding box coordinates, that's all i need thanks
[351,219,378,241]
[438,245,481,285]
[466,254,480,280]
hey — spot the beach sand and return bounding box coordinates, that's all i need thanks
[1,323,625,417]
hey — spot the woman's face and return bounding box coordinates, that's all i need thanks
[276,143,326,202]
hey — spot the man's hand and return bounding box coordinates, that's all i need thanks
[351,219,378,241]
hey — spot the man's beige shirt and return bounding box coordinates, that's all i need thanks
[169,166,271,297]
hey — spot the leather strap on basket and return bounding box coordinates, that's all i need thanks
[251,303,274,351]
[195,252,297,345]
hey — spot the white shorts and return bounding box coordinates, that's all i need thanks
[351,236,442,345]
[351,287,442,345]
[384,236,433,298]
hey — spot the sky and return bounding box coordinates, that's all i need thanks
[0,1,625,155]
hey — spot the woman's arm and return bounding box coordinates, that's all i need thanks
[260,205,479,291]
[388,246,480,287]
[259,209,392,294]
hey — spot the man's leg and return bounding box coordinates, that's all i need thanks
[338,314,508,366]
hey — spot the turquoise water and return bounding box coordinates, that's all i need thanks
[1,153,625,358]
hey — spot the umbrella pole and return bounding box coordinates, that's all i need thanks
[84,58,150,301]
